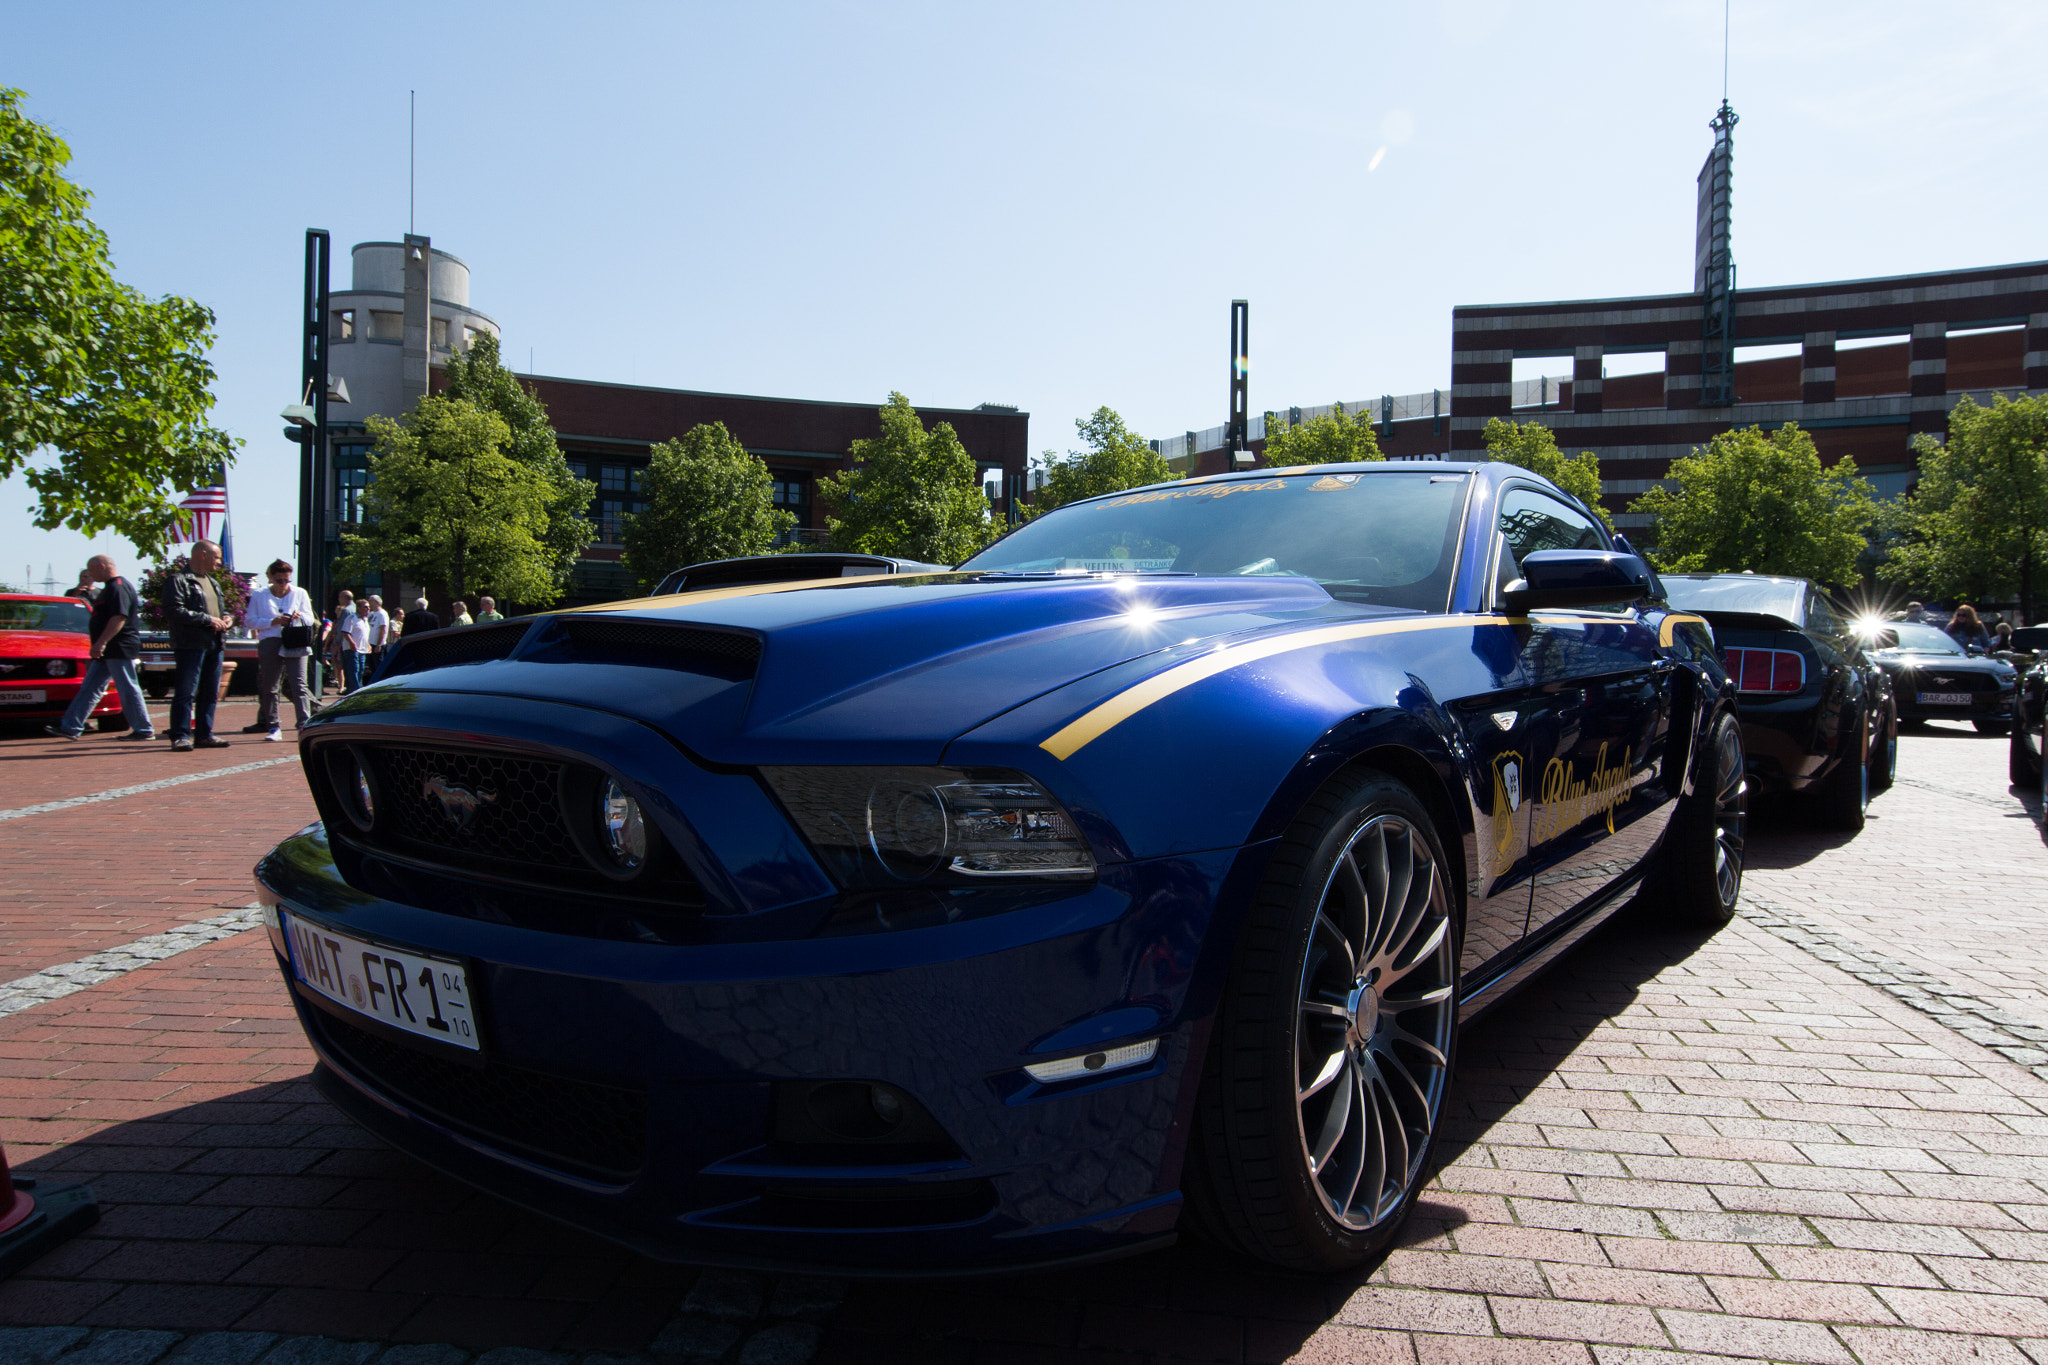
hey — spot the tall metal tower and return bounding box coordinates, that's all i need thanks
[1695,101,1738,406]
[1228,300,1251,466]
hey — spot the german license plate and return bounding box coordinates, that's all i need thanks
[1917,691,1971,706]
[282,911,480,1051]
[0,690,47,706]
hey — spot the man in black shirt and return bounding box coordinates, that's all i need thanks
[400,597,440,638]
[45,554,155,740]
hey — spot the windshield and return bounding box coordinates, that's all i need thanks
[1880,622,1965,656]
[961,470,1470,612]
[1660,575,1806,621]
[0,599,89,634]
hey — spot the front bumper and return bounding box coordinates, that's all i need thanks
[256,692,1261,1273]
[0,678,119,722]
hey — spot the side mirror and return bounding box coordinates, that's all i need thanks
[1502,550,1651,613]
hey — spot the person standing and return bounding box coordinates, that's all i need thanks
[242,559,314,739]
[1947,604,1992,654]
[44,554,154,741]
[363,594,390,680]
[475,596,505,624]
[402,597,440,637]
[331,590,368,693]
[65,568,98,604]
[450,598,474,628]
[164,539,234,752]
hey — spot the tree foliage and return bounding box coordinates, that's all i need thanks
[622,423,793,590]
[1481,418,1610,529]
[817,393,992,563]
[1262,402,1383,469]
[1,87,238,552]
[1880,393,2048,622]
[1630,422,1875,584]
[1034,407,1175,513]
[337,397,563,603]
[438,331,593,593]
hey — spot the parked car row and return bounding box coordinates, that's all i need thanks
[0,594,128,730]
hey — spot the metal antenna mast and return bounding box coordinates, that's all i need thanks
[1229,300,1251,467]
[409,91,416,235]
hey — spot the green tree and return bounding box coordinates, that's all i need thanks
[1035,407,1175,513]
[1261,402,1383,469]
[622,423,793,589]
[1881,393,2048,622]
[1,87,238,551]
[1481,418,1610,529]
[1630,422,1876,584]
[817,393,992,563]
[337,396,562,603]
[439,331,593,594]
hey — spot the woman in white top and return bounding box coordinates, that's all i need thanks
[245,558,315,738]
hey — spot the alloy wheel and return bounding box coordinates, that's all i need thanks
[1294,814,1456,1231]
[1712,717,1747,906]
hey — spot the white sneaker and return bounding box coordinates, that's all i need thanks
[264,729,283,742]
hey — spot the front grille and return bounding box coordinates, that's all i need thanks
[310,1007,647,1181]
[555,619,761,677]
[387,623,530,676]
[373,746,584,869]
[1907,672,1999,695]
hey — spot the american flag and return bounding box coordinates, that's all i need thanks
[172,472,229,548]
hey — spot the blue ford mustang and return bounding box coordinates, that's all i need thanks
[256,461,1743,1274]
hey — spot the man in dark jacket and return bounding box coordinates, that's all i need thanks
[165,540,235,751]
[400,597,440,638]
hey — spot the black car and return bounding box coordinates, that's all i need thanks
[2011,652,2047,807]
[1861,621,2017,735]
[1660,573,1893,829]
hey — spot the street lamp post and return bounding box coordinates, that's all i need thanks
[289,228,332,694]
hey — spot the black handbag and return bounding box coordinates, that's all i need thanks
[279,621,314,650]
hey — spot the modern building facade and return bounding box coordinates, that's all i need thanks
[310,236,1028,609]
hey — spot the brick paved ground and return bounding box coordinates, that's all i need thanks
[0,721,2041,1364]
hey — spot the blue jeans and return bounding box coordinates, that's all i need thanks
[169,644,224,742]
[338,649,364,694]
[57,656,154,737]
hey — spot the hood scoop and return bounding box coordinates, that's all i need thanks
[548,617,762,680]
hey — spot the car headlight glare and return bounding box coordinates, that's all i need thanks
[599,779,647,871]
[763,766,1095,887]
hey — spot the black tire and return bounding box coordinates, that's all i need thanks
[1975,718,2011,736]
[2010,716,2041,789]
[1184,769,1460,1273]
[1868,701,1898,793]
[95,715,130,733]
[1810,714,1869,832]
[1645,708,1746,927]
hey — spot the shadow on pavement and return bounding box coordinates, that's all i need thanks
[819,908,1722,1365]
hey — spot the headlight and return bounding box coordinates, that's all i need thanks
[321,748,378,833]
[46,659,68,678]
[599,778,647,871]
[762,766,1096,887]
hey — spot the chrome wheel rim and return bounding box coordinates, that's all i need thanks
[1713,721,1747,907]
[1295,814,1456,1231]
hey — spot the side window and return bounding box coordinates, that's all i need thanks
[1805,595,1843,637]
[1498,487,1604,576]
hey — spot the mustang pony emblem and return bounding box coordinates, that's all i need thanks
[423,775,497,831]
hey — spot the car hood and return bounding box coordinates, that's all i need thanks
[1870,652,2012,675]
[374,574,1373,765]
[0,630,87,656]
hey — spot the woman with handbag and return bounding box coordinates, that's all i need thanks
[246,558,315,740]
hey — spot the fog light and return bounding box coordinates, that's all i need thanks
[45,659,67,678]
[599,779,646,870]
[1022,1038,1158,1084]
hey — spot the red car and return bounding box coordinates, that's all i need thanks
[0,594,126,731]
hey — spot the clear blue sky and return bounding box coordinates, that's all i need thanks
[6,1,2045,587]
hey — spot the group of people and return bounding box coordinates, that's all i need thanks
[1893,600,2017,654]
[45,543,510,751]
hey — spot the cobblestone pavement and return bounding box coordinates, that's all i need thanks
[0,720,2041,1364]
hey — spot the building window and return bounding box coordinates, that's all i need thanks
[330,310,355,342]
[771,472,810,524]
[462,325,480,348]
[599,498,627,544]
[337,467,370,525]
[431,317,450,350]
[600,464,629,493]
[367,310,403,342]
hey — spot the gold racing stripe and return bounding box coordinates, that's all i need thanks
[1659,612,1708,647]
[1039,616,1479,761]
[548,572,958,615]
